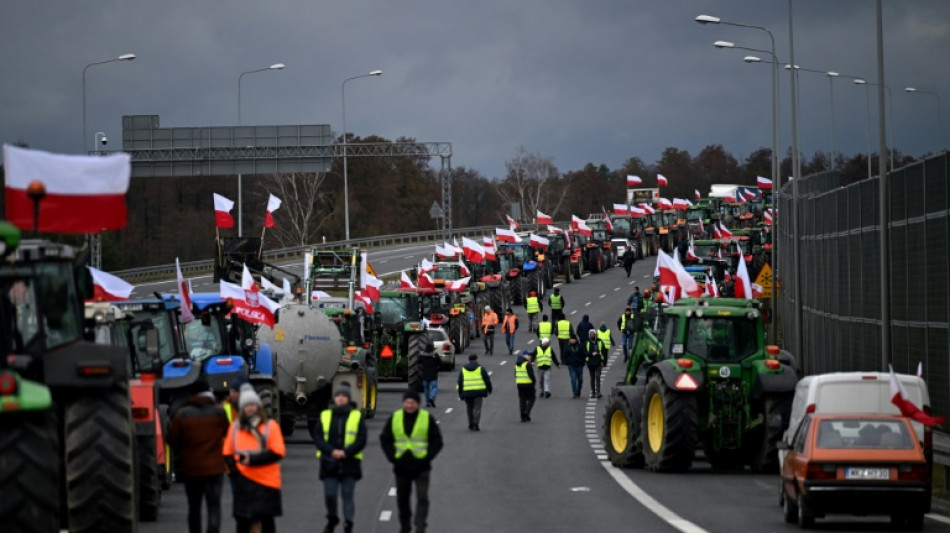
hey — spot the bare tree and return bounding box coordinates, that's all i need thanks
[497,146,568,224]
[258,172,333,247]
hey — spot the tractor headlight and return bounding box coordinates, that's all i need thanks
[747,311,759,319]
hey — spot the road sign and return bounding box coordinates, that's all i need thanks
[429,201,443,219]
[754,262,781,298]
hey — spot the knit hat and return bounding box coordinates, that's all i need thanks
[522,349,533,356]
[600,323,608,331]
[484,305,491,311]
[588,329,597,337]
[238,383,262,410]
[333,383,352,400]
[541,337,550,345]
[403,389,421,403]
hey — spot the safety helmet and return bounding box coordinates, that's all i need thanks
[643,289,651,297]
[530,291,537,296]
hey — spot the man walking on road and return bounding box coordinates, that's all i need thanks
[514,350,536,422]
[168,378,230,533]
[548,287,565,322]
[525,290,542,332]
[380,390,444,533]
[576,313,594,343]
[420,342,440,408]
[536,313,553,340]
[481,305,499,355]
[622,247,635,277]
[555,315,573,361]
[535,337,561,398]
[617,306,637,362]
[627,286,642,311]
[584,330,607,398]
[457,354,492,430]
[313,385,367,533]
[501,308,519,355]
[561,334,585,399]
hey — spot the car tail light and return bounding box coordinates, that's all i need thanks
[443,345,452,352]
[78,364,112,377]
[806,403,816,414]
[806,463,836,480]
[764,359,781,370]
[131,407,150,420]
[862,375,878,380]
[766,345,780,356]
[216,358,233,365]
[898,464,929,481]
[0,373,17,396]
[345,346,358,355]
[676,358,693,370]
[172,360,189,367]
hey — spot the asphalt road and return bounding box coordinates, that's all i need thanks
[139,254,950,532]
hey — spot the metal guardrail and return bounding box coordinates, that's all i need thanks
[935,432,950,489]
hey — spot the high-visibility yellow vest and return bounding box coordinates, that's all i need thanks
[392,409,430,459]
[316,408,364,460]
[549,294,564,310]
[620,314,633,332]
[514,361,532,385]
[461,367,487,392]
[538,321,553,338]
[535,346,553,367]
[597,329,612,349]
[526,296,540,314]
[222,401,236,424]
[556,319,571,340]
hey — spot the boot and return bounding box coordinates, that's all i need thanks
[324,516,340,533]
[343,520,354,533]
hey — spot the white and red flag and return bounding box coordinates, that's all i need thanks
[571,215,592,237]
[764,209,773,225]
[458,255,471,276]
[655,249,702,302]
[732,254,755,300]
[360,251,382,301]
[482,238,497,260]
[434,243,455,259]
[757,176,773,190]
[718,222,734,239]
[889,366,946,427]
[672,198,689,210]
[3,144,131,234]
[213,193,236,229]
[546,225,564,234]
[417,272,435,289]
[602,208,614,232]
[613,204,629,215]
[461,236,485,263]
[241,264,255,291]
[446,276,470,293]
[629,206,645,218]
[264,193,282,228]
[536,210,553,225]
[627,175,642,187]
[400,271,416,289]
[657,174,668,187]
[639,203,656,214]
[697,218,705,235]
[529,233,549,249]
[506,215,520,231]
[87,267,133,302]
[704,273,720,297]
[658,198,673,210]
[419,258,436,274]
[495,227,519,243]
[220,280,280,328]
[311,290,331,301]
[353,290,374,314]
[687,243,699,261]
[723,192,737,203]
[713,224,722,239]
[695,189,701,201]
[176,258,194,323]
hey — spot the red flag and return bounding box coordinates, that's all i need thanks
[417,272,435,289]
[446,276,470,293]
[602,209,613,232]
[482,238,497,260]
[713,224,722,239]
[627,175,643,187]
[546,225,564,234]
[87,267,133,302]
[354,290,374,314]
[495,227,519,243]
[220,281,280,328]
[658,198,673,210]
[419,258,436,273]
[529,233,549,249]
[764,209,773,225]
[655,249,702,301]
[506,215,520,231]
[719,222,734,239]
[639,203,655,214]
[360,251,382,301]
[723,192,737,203]
[733,254,754,300]
[176,258,194,323]
[612,203,629,215]
[571,215,592,237]
[3,144,130,234]
[629,206,645,218]
[400,271,416,289]
[461,236,485,262]
[657,174,668,187]
[264,193,282,228]
[672,198,689,210]
[694,189,701,201]
[458,256,471,277]
[687,243,699,261]
[536,210,554,225]
[890,366,946,427]
[214,193,235,228]
[757,176,773,190]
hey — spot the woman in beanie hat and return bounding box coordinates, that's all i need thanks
[313,384,367,533]
[222,383,286,533]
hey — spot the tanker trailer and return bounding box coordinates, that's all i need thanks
[257,303,376,437]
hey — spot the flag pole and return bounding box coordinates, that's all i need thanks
[259,224,267,257]
[215,226,222,267]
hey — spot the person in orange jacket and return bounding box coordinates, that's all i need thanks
[222,383,286,533]
[481,305,499,356]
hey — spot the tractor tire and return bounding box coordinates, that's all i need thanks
[256,383,279,424]
[603,394,644,468]
[136,433,161,521]
[449,317,466,354]
[64,382,136,533]
[489,287,504,316]
[749,394,793,473]
[526,270,540,298]
[509,279,523,306]
[407,333,427,392]
[592,249,603,274]
[562,257,572,283]
[641,374,698,472]
[362,368,378,419]
[0,410,60,533]
[543,263,554,289]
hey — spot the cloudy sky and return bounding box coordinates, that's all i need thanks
[1,1,948,179]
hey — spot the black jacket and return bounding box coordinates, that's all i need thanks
[561,341,585,367]
[380,409,444,479]
[312,404,368,480]
[420,353,441,382]
[514,355,536,389]
[584,339,608,368]
[457,363,492,398]
[576,315,594,341]
[617,312,637,334]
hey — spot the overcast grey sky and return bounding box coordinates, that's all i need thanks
[1,1,947,179]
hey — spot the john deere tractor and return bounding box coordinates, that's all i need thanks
[602,298,796,473]
[373,290,435,391]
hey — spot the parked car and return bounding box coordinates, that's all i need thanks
[611,238,630,265]
[427,326,455,370]
[780,414,929,530]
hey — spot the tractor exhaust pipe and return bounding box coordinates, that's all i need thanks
[295,374,308,405]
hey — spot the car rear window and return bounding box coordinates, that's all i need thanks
[816,419,914,449]
[428,329,448,342]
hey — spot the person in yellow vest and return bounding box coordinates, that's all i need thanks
[312,385,367,533]
[535,337,561,398]
[514,350,537,422]
[481,305,499,356]
[536,314,553,340]
[222,384,285,533]
[456,354,493,430]
[380,390,444,533]
[555,316,573,361]
[524,290,543,332]
[222,377,245,425]
[585,329,608,398]
[548,287,566,322]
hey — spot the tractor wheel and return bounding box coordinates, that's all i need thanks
[603,395,644,468]
[0,410,60,533]
[449,317,465,354]
[641,374,698,472]
[526,270,540,297]
[592,249,603,273]
[543,263,554,289]
[748,394,793,473]
[489,287,504,316]
[255,383,279,424]
[509,279,523,306]
[407,333,426,392]
[362,368,379,419]
[136,433,161,521]
[64,381,136,533]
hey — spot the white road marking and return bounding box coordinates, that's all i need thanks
[379,510,393,521]
[488,371,493,376]
[445,408,453,414]
[643,275,651,278]
[570,486,591,492]
[499,360,507,366]
[553,283,563,288]
[388,487,397,496]
[596,454,609,460]
[628,281,635,285]
[570,310,577,315]
[585,302,591,306]
[527,339,535,344]
[600,461,709,533]
[403,255,414,259]
[614,287,620,291]
[380,259,389,263]
[599,294,606,299]
[926,513,950,525]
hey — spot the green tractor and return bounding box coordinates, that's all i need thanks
[602,297,796,473]
[373,290,438,391]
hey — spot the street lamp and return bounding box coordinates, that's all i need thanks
[854,79,873,180]
[236,62,285,237]
[905,87,944,152]
[82,53,136,153]
[341,69,383,242]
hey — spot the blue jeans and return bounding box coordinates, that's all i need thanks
[323,475,357,522]
[621,331,634,360]
[567,365,584,397]
[505,332,516,353]
[424,379,438,405]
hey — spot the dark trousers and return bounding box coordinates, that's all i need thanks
[323,475,357,522]
[183,474,223,533]
[483,331,495,354]
[396,471,430,533]
[236,517,274,533]
[464,396,483,427]
[588,366,603,396]
[551,308,565,322]
[518,386,536,420]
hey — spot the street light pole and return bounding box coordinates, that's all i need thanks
[828,72,839,169]
[82,53,135,154]
[788,0,804,362]
[905,87,943,152]
[341,70,382,243]
[236,63,285,237]
[854,79,873,180]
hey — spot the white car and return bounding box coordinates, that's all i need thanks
[427,326,455,370]
[611,238,631,265]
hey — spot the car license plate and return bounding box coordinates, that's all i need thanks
[845,467,889,480]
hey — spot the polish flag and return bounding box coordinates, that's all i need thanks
[627,175,642,187]
[353,290,374,315]
[629,206,645,218]
[417,272,435,289]
[482,238,497,261]
[705,273,720,297]
[220,281,280,328]
[400,271,416,289]
[529,233,549,249]
[446,276,470,293]
[3,144,131,234]
[495,227,519,243]
[482,236,494,247]
[360,251,382,301]
[695,189,701,201]
[311,290,331,300]
[713,224,722,239]
[717,248,723,261]
[602,208,613,232]
[176,258,194,323]
[264,193,282,228]
[639,203,655,215]
[435,243,455,259]
[658,198,673,210]
[453,238,464,256]
[419,258,436,273]
[732,254,754,300]
[87,267,133,302]
[241,264,256,290]
[458,255,471,276]
[764,209,773,225]
[719,223,734,239]
[213,193,236,229]
[507,215,520,231]
[686,243,699,261]
[723,192,737,204]
[613,203,629,215]
[657,174,668,187]
[672,198,689,210]
[536,210,554,225]
[757,176,773,190]
[889,366,946,428]
[546,225,564,234]
[571,215,592,237]
[742,188,758,201]
[697,218,705,235]
[462,236,485,262]
[655,249,702,301]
